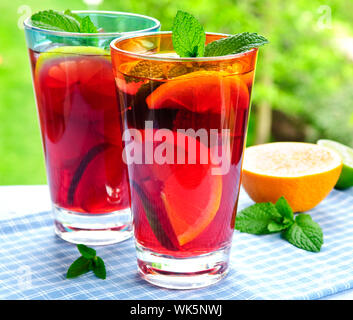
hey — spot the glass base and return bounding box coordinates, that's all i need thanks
[136,243,230,289]
[54,205,132,246]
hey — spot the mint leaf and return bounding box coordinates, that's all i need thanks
[66,256,91,278]
[172,10,206,57]
[77,244,96,259]
[92,256,106,280]
[30,10,98,34]
[275,196,294,224]
[283,214,323,252]
[204,32,268,57]
[63,9,82,23]
[235,202,282,234]
[235,198,323,252]
[31,10,81,33]
[80,16,98,33]
[67,244,107,279]
[267,220,290,233]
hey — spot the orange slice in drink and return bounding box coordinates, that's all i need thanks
[128,129,223,247]
[156,131,223,246]
[161,165,222,246]
[146,70,249,113]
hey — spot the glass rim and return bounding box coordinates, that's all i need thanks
[110,31,258,62]
[23,10,161,38]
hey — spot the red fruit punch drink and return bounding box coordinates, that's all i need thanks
[29,48,129,213]
[111,32,258,288]
[24,11,160,245]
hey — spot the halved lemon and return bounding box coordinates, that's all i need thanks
[242,142,343,212]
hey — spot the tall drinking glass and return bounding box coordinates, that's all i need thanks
[24,11,160,245]
[111,32,258,288]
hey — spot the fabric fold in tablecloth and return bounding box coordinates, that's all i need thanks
[0,185,353,300]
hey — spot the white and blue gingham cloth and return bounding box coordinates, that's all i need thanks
[0,185,353,300]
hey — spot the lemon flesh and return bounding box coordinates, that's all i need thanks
[35,46,109,72]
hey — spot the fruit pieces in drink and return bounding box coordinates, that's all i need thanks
[146,70,249,113]
[31,46,130,213]
[116,64,250,255]
[126,129,223,247]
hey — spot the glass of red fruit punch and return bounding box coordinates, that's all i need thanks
[24,11,160,245]
[110,23,264,288]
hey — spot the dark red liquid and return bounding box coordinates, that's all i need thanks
[115,64,254,257]
[29,49,130,213]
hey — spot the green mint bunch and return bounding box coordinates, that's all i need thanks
[67,244,106,279]
[30,10,98,33]
[235,197,324,252]
[172,10,268,58]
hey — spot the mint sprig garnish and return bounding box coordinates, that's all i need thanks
[204,32,269,57]
[30,10,98,33]
[67,244,106,279]
[235,197,323,252]
[172,11,206,58]
[63,9,82,24]
[80,16,99,33]
[171,11,268,58]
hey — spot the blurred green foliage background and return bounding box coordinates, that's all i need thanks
[0,0,352,185]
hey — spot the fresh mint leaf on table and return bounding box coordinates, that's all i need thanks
[30,10,98,33]
[275,196,295,224]
[283,214,323,253]
[171,10,268,58]
[234,202,283,235]
[235,197,324,252]
[92,256,107,279]
[67,244,106,279]
[66,256,91,278]
[77,243,96,260]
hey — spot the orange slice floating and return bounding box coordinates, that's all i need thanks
[161,165,222,246]
[146,70,249,113]
[156,130,223,246]
[126,129,223,247]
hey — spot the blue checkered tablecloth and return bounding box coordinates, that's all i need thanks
[0,185,353,300]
